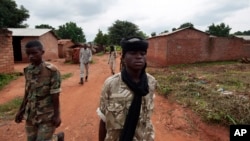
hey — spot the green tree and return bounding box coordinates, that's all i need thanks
[234,30,250,35]
[108,20,146,44]
[178,22,194,29]
[172,28,177,31]
[94,29,105,45]
[95,31,109,46]
[35,24,55,30]
[151,32,156,37]
[206,23,231,37]
[0,0,29,28]
[137,31,148,39]
[171,22,193,32]
[160,30,169,34]
[56,22,86,43]
[102,34,109,45]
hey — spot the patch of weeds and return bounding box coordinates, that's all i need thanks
[0,97,23,120]
[95,52,104,56]
[64,61,74,64]
[0,73,21,90]
[61,73,73,80]
[89,59,94,64]
[148,61,250,127]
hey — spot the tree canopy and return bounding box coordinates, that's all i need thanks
[107,20,147,45]
[94,29,109,46]
[171,22,194,31]
[178,22,194,29]
[56,22,86,43]
[151,32,156,37]
[206,23,231,37]
[35,24,55,30]
[0,0,29,28]
[234,30,250,35]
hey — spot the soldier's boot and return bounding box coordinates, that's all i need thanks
[85,76,88,82]
[57,132,64,141]
[79,78,84,85]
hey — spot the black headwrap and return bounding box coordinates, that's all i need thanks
[120,37,148,55]
[119,37,149,141]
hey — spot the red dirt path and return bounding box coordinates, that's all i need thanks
[0,53,229,141]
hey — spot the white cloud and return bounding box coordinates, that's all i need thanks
[15,0,250,41]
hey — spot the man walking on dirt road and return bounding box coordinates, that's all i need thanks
[14,40,64,141]
[108,45,117,75]
[97,37,157,141]
[79,43,92,85]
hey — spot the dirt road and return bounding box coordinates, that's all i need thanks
[0,53,229,141]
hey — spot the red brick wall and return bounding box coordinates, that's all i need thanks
[207,37,245,61]
[166,29,209,65]
[147,29,250,67]
[58,41,74,58]
[242,40,250,58]
[147,36,168,67]
[0,29,14,73]
[39,32,59,61]
[19,32,59,62]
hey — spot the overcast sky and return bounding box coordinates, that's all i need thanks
[15,0,250,42]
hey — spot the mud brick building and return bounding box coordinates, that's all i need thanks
[147,27,250,67]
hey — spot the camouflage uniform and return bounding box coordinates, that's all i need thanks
[79,48,92,78]
[97,73,157,141]
[23,62,61,141]
[108,51,117,73]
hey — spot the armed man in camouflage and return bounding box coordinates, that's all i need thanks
[15,40,64,141]
[97,37,157,141]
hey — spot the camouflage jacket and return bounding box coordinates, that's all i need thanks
[97,73,157,141]
[23,61,61,124]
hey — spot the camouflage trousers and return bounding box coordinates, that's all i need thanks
[25,120,56,141]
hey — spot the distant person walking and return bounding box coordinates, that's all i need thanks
[108,45,117,75]
[79,43,92,85]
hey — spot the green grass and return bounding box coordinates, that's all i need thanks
[0,73,20,90]
[61,73,73,80]
[106,45,122,52]
[0,97,23,120]
[95,52,105,56]
[148,61,250,126]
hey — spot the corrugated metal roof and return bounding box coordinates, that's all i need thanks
[235,35,250,40]
[7,28,52,36]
